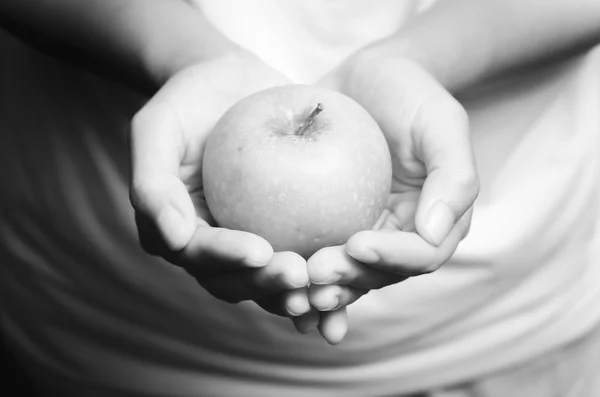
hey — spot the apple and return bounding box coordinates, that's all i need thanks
[202,84,392,258]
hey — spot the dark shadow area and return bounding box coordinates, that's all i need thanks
[0,334,37,396]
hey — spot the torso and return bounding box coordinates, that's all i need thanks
[1,2,600,395]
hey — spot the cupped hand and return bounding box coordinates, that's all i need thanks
[129,52,311,319]
[297,50,480,344]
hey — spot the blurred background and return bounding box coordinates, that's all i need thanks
[1,331,36,396]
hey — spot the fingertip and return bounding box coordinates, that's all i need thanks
[346,231,380,264]
[308,284,340,311]
[318,309,348,345]
[270,251,309,288]
[241,234,275,267]
[306,248,334,285]
[289,263,310,289]
[285,289,311,316]
[308,245,354,285]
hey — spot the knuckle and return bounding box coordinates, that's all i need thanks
[452,168,480,202]
[130,175,180,211]
[414,95,470,148]
[435,96,469,127]
[129,175,155,203]
[424,95,468,126]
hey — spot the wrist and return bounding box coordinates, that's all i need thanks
[331,39,433,100]
[346,27,489,94]
[348,37,443,88]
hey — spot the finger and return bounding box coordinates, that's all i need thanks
[308,245,403,289]
[308,284,368,312]
[318,308,348,345]
[292,308,320,334]
[347,210,472,275]
[130,97,196,251]
[178,226,273,275]
[198,251,308,303]
[255,288,311,317]
[330,57,479,247]
[412,95,479,246]
[284,288,312,316]
[379,192,419,232]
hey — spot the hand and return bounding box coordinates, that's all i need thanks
[129,52,312,319]
[297,50,480,344]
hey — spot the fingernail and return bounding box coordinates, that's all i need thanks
[157,205,187,250]
[425,201,454,246]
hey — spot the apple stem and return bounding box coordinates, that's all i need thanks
[295,103,324,136]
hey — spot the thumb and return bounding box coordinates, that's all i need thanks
[129,97,196,252]
[413,96,480,246]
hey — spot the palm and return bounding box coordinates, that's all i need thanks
[131,55,313,323]
[153,56,292,225]
[301,48,479,344]
[375,150,427,234]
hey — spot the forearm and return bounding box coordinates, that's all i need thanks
[0,0,239,92]
[376,0,600,93]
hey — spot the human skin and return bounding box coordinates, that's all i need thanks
[2,0,599,344]
[0,0,315,323]
[297,0,600,343]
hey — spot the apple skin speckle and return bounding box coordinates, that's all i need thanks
[203,85,392,259]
